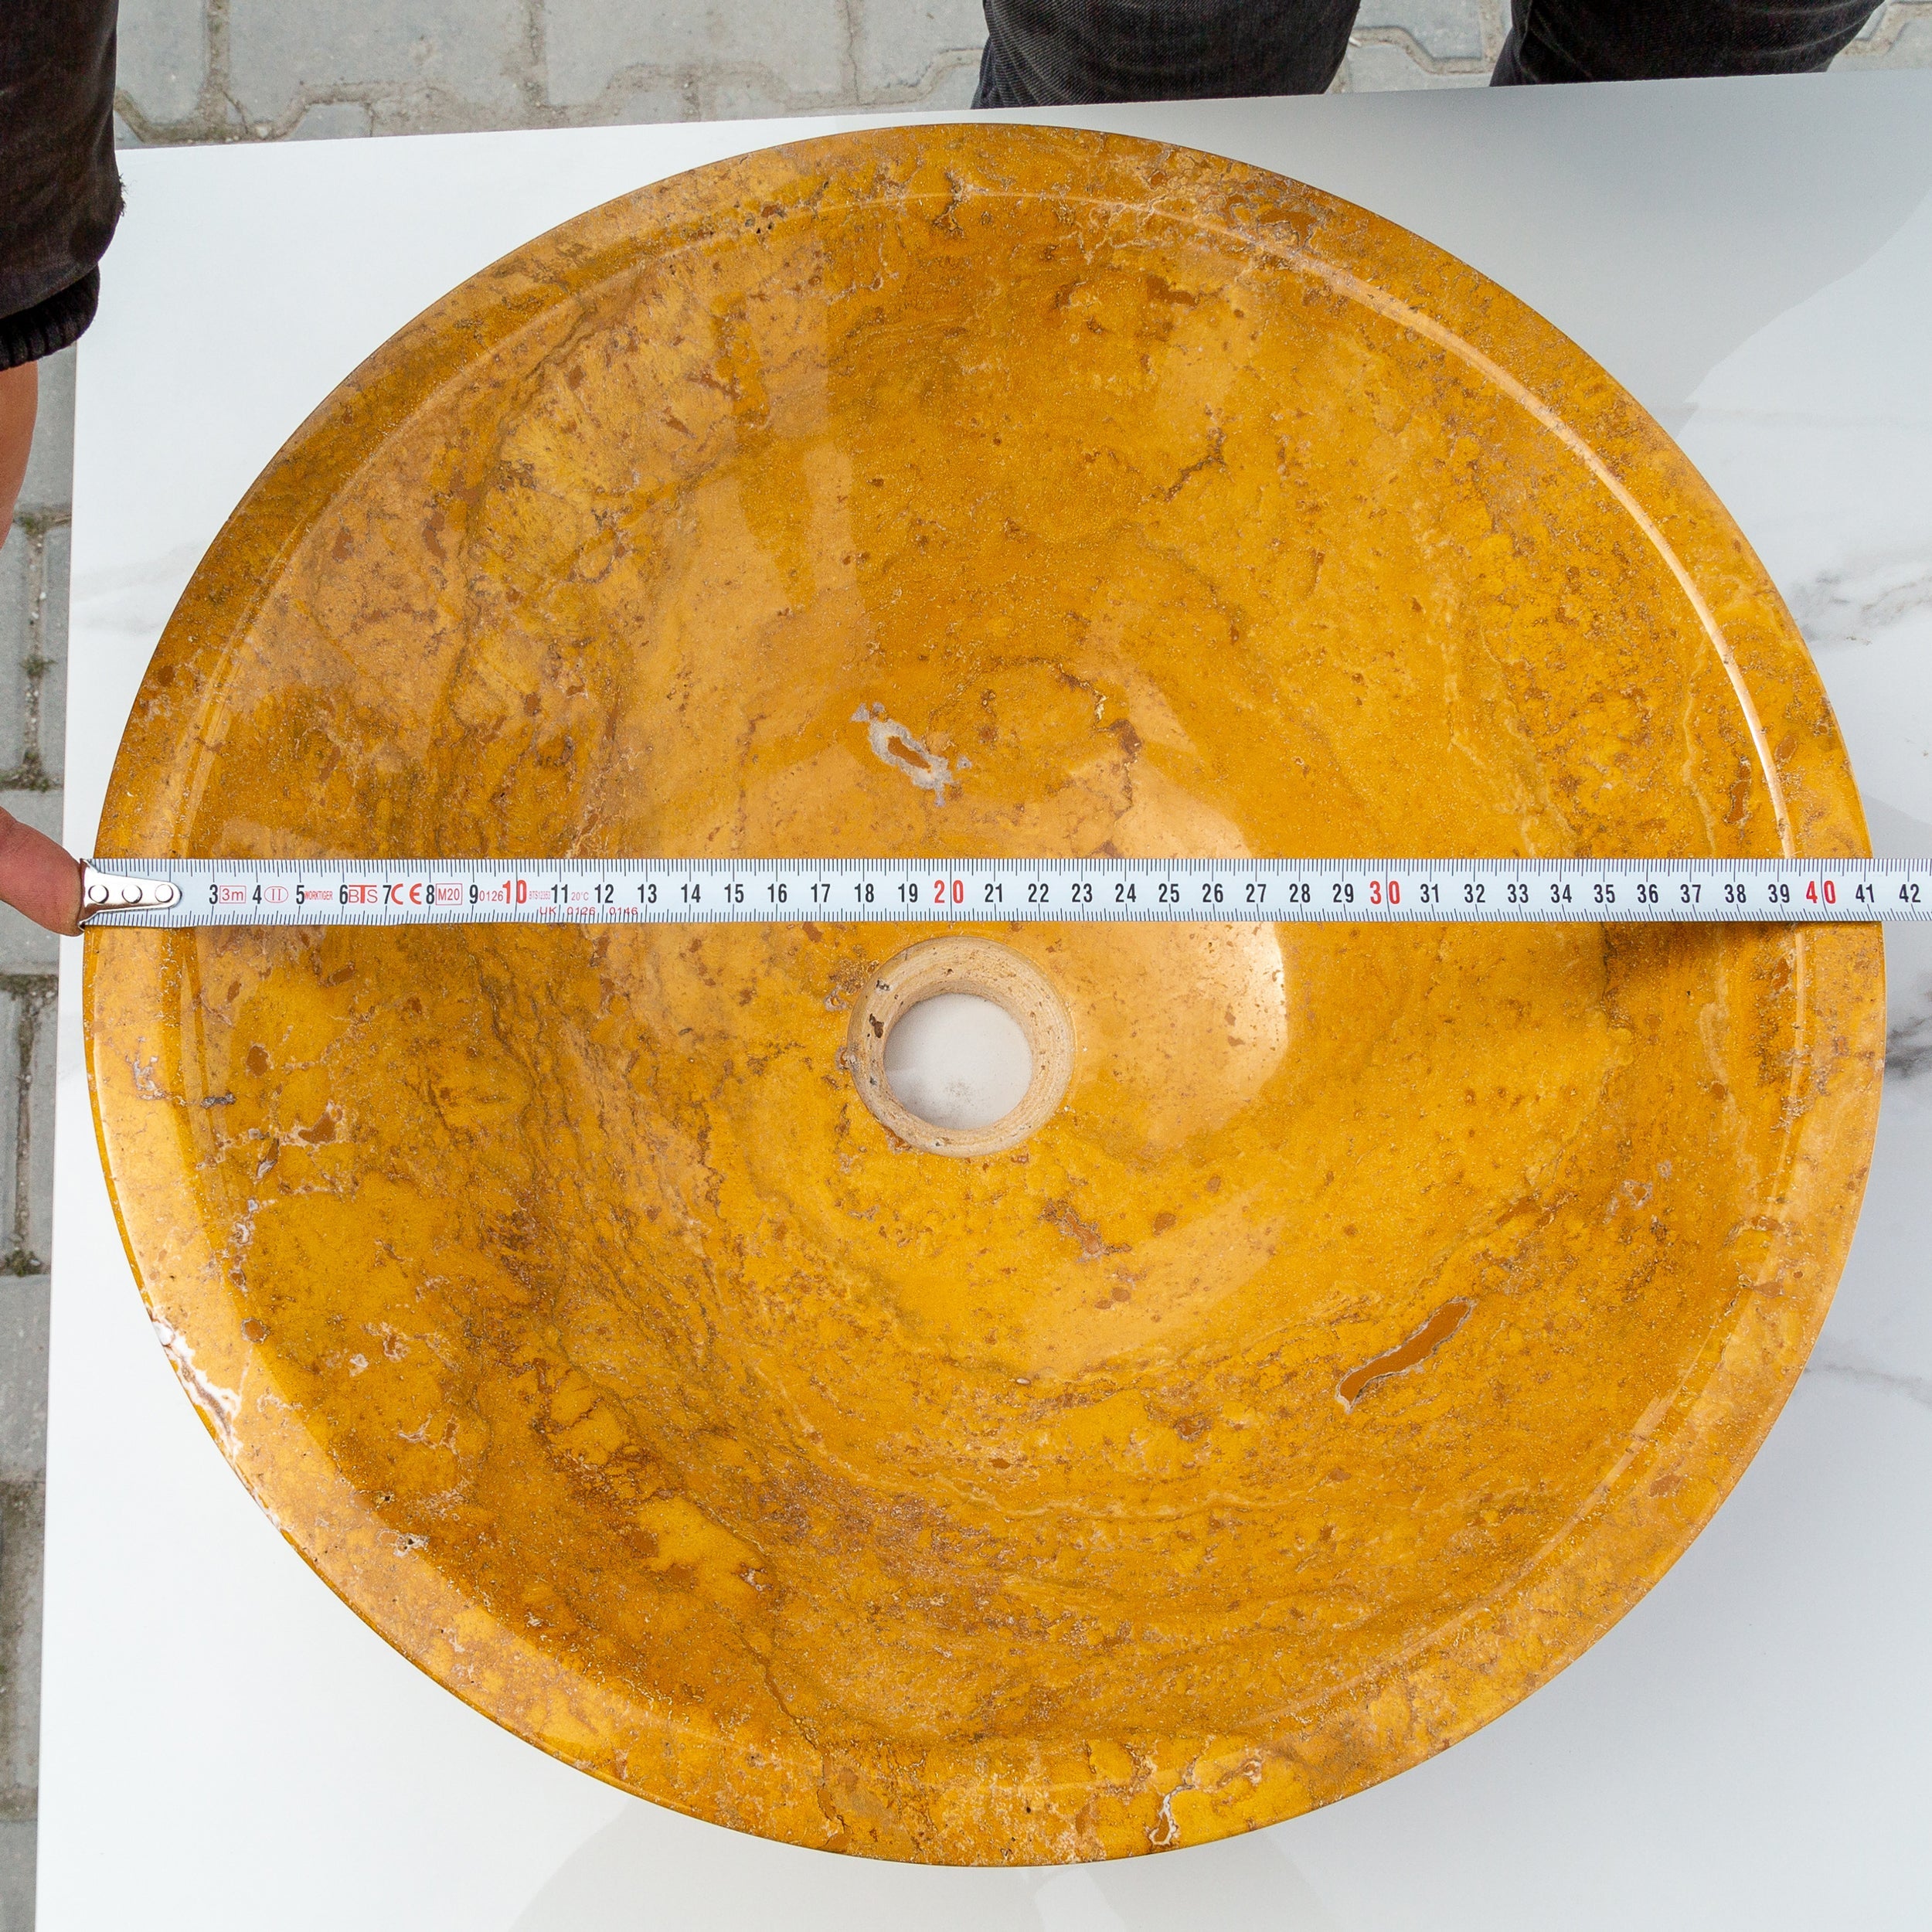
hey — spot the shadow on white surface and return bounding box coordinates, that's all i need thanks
[511,1801,1339,1931]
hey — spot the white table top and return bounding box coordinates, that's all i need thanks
[44,75,1932,1930]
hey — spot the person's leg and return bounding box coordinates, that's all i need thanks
[1493,0,1883,84]
[975,0,1360,108]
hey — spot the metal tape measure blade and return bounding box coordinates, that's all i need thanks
[79,856,1932,926]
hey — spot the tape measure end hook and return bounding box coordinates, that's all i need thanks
[80,864,182,920]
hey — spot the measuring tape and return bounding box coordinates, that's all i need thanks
[78,856,1932,927]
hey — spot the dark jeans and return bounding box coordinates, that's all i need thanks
[975,0,1884,104]
[0,0,119,366]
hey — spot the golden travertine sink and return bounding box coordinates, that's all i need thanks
[87,125,1881,1863]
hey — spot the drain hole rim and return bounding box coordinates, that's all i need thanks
[845,937,1074,1157]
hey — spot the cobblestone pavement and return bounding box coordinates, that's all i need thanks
[4,2,1930,1920]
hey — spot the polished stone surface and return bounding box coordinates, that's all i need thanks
[80,122,1881,1864]
[6,9,1921,1919]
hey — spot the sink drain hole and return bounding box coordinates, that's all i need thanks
[884,992,1033,1131]
[847,937,1073,1156]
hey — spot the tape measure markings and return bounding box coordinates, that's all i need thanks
[79,856,1932,927]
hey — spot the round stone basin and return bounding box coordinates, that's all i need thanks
[84,124,1882,1864]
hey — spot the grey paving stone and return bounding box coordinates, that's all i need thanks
[0,990,21,1259]
[1,1480,44,1802]
[701,73,822,120]
[115,0,209,127]
[0,794,62,976]
[1893,15,1932,60]
[290,100,379,140]
[0,971,57,1267]
[1342,39,1490,88]
[1840,7,1932,63]
[0,1290,46,1900]
[1355,0,1488,63]
[18,997,53,1279]
[1842,1,1921,47]
[853,0,986,97]
[0,537,26,780]
[921,52,985,109]
[542,0,849,113]
[0,1286,47,1489]
[33,526,66,791]
[229,0,531,131]
[575,70,702,124]
[0,1817,32,1932]
[15,351,73,526]
[0,920,57,983]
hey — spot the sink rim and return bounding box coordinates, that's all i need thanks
[83,121,1883,1863]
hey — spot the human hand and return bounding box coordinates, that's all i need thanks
[0,804,83,936]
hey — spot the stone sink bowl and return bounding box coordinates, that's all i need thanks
[86,125,1882,1864]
